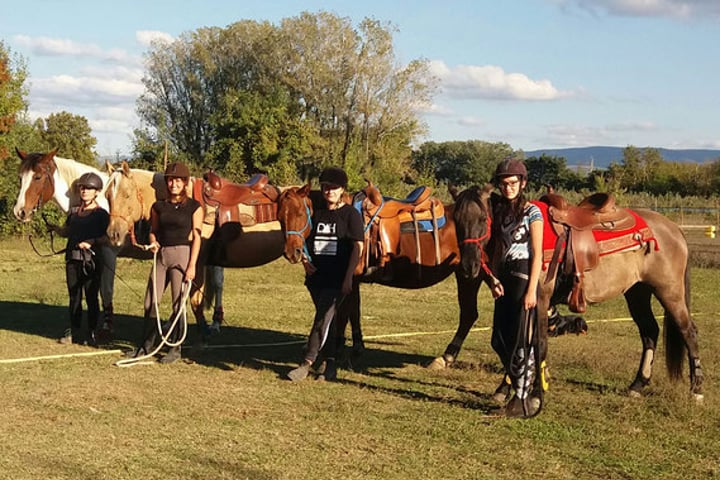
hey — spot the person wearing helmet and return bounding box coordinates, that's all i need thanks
[488,156,544,418]
[51,172,110,346]
[286,166,363,382]
[128,162,203,364]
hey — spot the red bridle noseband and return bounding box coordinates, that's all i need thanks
[460,215,495,279]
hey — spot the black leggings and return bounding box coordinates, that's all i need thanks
[66,259,101,337]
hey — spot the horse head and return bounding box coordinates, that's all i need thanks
[277,184,314,264]
[13,148,59,222]
[451,183,494,280]
[105,161,153,247]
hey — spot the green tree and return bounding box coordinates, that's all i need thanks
[135,11,434,192]
[412,140,513,186]
[525,154,583,191]
[36,111,98,165]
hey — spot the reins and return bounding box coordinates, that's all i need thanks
[27,212,66,257]
[115,247,190,368]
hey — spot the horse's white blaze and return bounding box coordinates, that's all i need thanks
[12,170,34,219]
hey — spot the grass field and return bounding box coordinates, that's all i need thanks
[1,236,719,480]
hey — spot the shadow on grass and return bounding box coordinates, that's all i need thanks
[0,300,438,376]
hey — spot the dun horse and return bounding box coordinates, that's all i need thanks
[105,161,286,332]
[450,184,704,401]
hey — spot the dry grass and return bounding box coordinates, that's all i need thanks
[1,237,720,480]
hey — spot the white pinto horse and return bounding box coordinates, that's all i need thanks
[13,147,118,335]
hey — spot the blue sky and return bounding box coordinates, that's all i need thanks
[1,0,719,157]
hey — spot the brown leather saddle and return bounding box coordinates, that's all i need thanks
[202,171,280,227]
[357,181,446,273]
[540,192,645,313]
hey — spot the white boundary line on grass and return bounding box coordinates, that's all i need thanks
[0,314,688,363]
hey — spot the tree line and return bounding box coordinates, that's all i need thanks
[1,12,720,237]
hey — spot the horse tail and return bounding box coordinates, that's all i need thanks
[664,255,690,381]
[204,265,216,310]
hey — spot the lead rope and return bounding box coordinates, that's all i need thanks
[115,247,190,367]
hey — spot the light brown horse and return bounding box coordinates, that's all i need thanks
[450,185,704,404]
[105,161,286,330]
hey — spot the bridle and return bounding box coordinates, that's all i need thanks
[281,193,313,263]
[460,208,497,281]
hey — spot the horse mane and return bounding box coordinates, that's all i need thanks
[53,156,107,184]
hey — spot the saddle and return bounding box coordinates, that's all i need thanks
[201,171,279,227]
[356,181,446,274]
[538,192,651,313]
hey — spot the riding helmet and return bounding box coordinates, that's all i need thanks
[164,162,190,178]
[494,157,527,181]
[77,172,103,190]
[319,166,348,189]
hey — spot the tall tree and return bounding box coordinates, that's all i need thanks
[36,111,97,165]
[0,41,29,160]
[135,11,434,192]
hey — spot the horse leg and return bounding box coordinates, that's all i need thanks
[98,245,119,340]
[624,283,659,396]
[209,266,224,333]
[654,273,703,400]
[190,258,210,344]
[428,273,482,369]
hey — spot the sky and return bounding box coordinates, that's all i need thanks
[1,0,719,157]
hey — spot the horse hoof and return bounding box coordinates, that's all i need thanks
[505,395,541,419]
[426,357,447,370]
[628,389,642,398]
[693,393,704,404]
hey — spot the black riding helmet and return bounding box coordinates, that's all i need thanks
[319,166,348,189]
[494,158,527,182]
[77,172,103,190]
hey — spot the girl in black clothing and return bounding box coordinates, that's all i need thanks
[287,167,364,382]
[129,162,203,364]
[52,172,109,346]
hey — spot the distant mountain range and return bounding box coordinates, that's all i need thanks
[524,146,720,169]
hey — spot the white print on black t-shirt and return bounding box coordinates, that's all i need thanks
[315,221,338,256]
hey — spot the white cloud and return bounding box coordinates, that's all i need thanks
[429,60,572,101]
[136,30,175,46]
[550,0,720,19]
[31,74,144,104]
[13,35,139,64]
[456,116,486,127]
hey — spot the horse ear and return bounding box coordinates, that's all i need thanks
[105,160,115,175]
[121,160,131,176]
[448,183,459,201]
[15,147,27,160]
[481,183,494,199]
[48,147,58,158]
[298,183,312,197]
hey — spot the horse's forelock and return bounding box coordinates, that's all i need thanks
[19,152,48,174]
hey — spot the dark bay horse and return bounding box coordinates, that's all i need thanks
[451,184,704,400]
[105,161,285,330]
[276,184,488,359]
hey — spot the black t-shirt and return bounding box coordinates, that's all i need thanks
[64,207,110,261]
[152,198,202,246]
[306,204,364,288]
